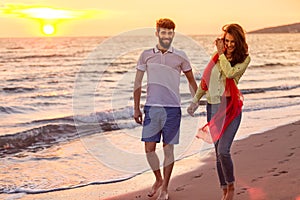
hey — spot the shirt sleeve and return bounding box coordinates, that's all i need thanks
[192,87,206,103]
[218,54,251,79]
[181,57,192,73]
[176,50,192,72]
[136,51,147,71]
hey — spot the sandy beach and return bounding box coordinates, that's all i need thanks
[10,120,299,200]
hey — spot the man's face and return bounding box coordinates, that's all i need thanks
[156,28,175,49]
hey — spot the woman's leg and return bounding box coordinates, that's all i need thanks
[207,102,242,199]
[207,103,228,189]
[217,113,241,185]
[217,113,242,200]
[214,140,228,188]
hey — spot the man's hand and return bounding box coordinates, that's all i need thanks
[187,102,199,117]
[134,109,143,124]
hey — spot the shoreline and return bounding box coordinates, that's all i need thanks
[8,119,299,200]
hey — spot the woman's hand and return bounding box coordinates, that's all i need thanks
[215,38,225,55]
[187,102,199,117]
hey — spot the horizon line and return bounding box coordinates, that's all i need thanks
[1,32,300,39]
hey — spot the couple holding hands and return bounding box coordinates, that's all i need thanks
[133,18,250,200]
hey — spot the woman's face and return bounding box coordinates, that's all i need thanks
[224,33,235,54]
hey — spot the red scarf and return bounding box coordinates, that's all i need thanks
[196,53,243,143]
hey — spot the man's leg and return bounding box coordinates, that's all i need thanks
[157,143,174,200]
[145,141,163,197]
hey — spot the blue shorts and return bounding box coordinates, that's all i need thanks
[142,106,181,144]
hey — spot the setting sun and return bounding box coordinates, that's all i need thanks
[0,4,101,36]
[42,24,55,35]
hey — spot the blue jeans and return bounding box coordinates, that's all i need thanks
[207,102,242,188]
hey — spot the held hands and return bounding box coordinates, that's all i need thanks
[134,109,143,124]
[187,102,199,117]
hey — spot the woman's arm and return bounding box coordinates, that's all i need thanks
[192,87,206,103]
[218,55,251,79]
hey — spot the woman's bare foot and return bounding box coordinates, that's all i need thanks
[156,190,169,200]
[221,188,227,200]
[147,180,163,197]
[224,184,234,200]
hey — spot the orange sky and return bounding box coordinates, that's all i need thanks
[0,0,299,37]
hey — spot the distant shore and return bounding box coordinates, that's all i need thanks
[10,120,300,200]
[248,22,300,33]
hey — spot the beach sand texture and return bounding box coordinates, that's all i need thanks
[13,120,300,200]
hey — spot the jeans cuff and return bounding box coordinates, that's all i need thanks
[221,184,227,189]
[226,181,235,186]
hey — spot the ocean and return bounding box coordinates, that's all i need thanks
[1,31,300,199]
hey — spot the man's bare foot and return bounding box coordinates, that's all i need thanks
[147,180,163,197]
[224,184,234,200]
[156,190,169,200]
[221,188,227,200]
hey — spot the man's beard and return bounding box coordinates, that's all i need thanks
[159,37,173,49]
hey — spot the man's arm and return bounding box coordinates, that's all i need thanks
[185,70,202,117]
[184,70,198,97]
[133,70,144,124]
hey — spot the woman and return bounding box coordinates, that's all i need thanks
[187,24,251,200]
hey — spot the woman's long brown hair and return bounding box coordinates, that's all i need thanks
[222,24,248,66]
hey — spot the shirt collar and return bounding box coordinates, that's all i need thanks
[154,45,173,53]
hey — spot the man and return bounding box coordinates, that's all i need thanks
[133,18,198,200]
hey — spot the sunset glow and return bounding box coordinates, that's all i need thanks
[19,7,84,20]
[0,1,299,37]
[1,4,97,20]
[42,24,55,35]
[0,4,102,36]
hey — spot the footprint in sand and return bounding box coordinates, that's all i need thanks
[287,152,294,157]
[254,144,264,148]
[267,167,277,173]
[175,173,203,192]
[251,176,264,182]
[237,187,248,195]
[269,139,277,142]
[278,151,295,164]
[273,170,288,176]
[175,186,186,191]
[292,122,300,125]
[278,159,289,164]
[233,150,242,155]
[193,173,203,179]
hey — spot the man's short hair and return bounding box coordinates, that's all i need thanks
[156,18,175,31]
